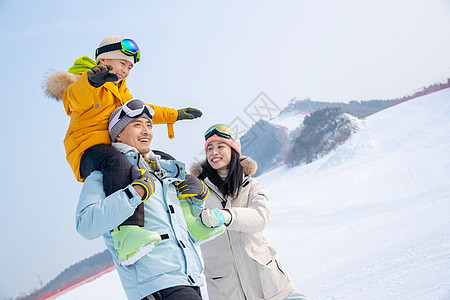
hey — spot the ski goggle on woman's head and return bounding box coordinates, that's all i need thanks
[96,38,141,63]
[108,99,154,133]
[204,124,241,147]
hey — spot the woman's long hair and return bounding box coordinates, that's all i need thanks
[200,148,243,198]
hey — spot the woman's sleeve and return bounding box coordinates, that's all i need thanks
[75,171,143,240]
[226,179,271,234]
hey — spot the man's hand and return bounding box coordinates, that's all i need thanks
[175,174,209,200]
[87,64,119,87]
[130,165,155,202]
[177,107,203,120]
[200,209,231,228]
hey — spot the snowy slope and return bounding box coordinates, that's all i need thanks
[269,110,308,131]
[53,89,450,300]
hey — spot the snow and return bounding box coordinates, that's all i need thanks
[53,89,450,300]
[270,111,308,131]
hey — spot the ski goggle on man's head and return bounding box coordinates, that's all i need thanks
[108,99,154,133]
[96,38,141,63]
[204,124,241,147]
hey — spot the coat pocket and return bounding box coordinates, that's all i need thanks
[134,238,181,282]
[255,257,291,299]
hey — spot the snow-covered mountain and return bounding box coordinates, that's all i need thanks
[53,88,450,300]
[241,97,390,176]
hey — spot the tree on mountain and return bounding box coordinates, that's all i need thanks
[287,107,357,166]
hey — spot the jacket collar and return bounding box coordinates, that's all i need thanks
[111,142,159,161]
[189,156,258,177]
[111,143,185,181]
[104,80,127,103]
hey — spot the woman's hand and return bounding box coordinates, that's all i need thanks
[200,208,232,227]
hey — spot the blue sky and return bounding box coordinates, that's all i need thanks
[1,0,450,298]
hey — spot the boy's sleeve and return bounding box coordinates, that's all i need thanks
[148,104,178,124]
[64,72,98,115]
[147,104,179,139]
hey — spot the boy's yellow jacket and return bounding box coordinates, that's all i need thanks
[44,56,179,181]
[62,72,178,182]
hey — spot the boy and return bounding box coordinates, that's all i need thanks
[45,35,203,265]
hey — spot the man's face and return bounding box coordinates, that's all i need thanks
[99,58,133,84]
[116,117,153,154]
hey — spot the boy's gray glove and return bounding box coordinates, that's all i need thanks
[87,64,119,87]
[130,165,155,202]
[177,107,203,120]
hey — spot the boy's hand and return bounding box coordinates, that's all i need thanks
[87,64,119,87]
[177,107,203,120]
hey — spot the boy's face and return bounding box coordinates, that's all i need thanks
[116,117,153,155]
[99,58,133,84]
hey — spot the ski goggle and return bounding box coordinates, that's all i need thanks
[108,99,154,133]
[96,38,141,63]
[204,124,241,149]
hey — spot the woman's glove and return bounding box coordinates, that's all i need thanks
[200,209,232,228]
[130,165,155,202]
[87,64,118,87]
[177,107,203,120]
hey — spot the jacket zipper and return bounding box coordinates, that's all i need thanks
[226,229,248,300]
[206,181,249,300]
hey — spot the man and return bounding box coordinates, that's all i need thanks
[76,99,206,300]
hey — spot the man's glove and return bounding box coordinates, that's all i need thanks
[177,107,203,120]
[200,209,232,228]
[87,64,119,87]
[175,174,209,200]
[130,165,155,202]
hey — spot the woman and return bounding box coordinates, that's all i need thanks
[190,124,309,300]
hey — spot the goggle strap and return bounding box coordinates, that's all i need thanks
[96,42,139,63]
[95,43,123,59]
[119,110,127,119]
[144,107,154,119]
[108,111,122,133]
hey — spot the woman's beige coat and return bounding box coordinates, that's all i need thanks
[190,157,293,300]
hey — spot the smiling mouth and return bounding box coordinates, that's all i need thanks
[211,157,221,163]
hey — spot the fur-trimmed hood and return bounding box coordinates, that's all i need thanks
[43,71,80,100]
[189,156,258,177]
[44,56,97,100]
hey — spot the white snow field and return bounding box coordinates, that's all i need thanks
[53,89,450,300]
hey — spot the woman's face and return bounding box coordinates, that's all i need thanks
[206,140,232,171]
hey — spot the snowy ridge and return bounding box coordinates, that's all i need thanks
[269,110,308,131]
[54,88,450,300]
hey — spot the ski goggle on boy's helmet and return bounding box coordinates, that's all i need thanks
[96,38,141,63]
[204,124,241,149]
[108,99,154,133]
